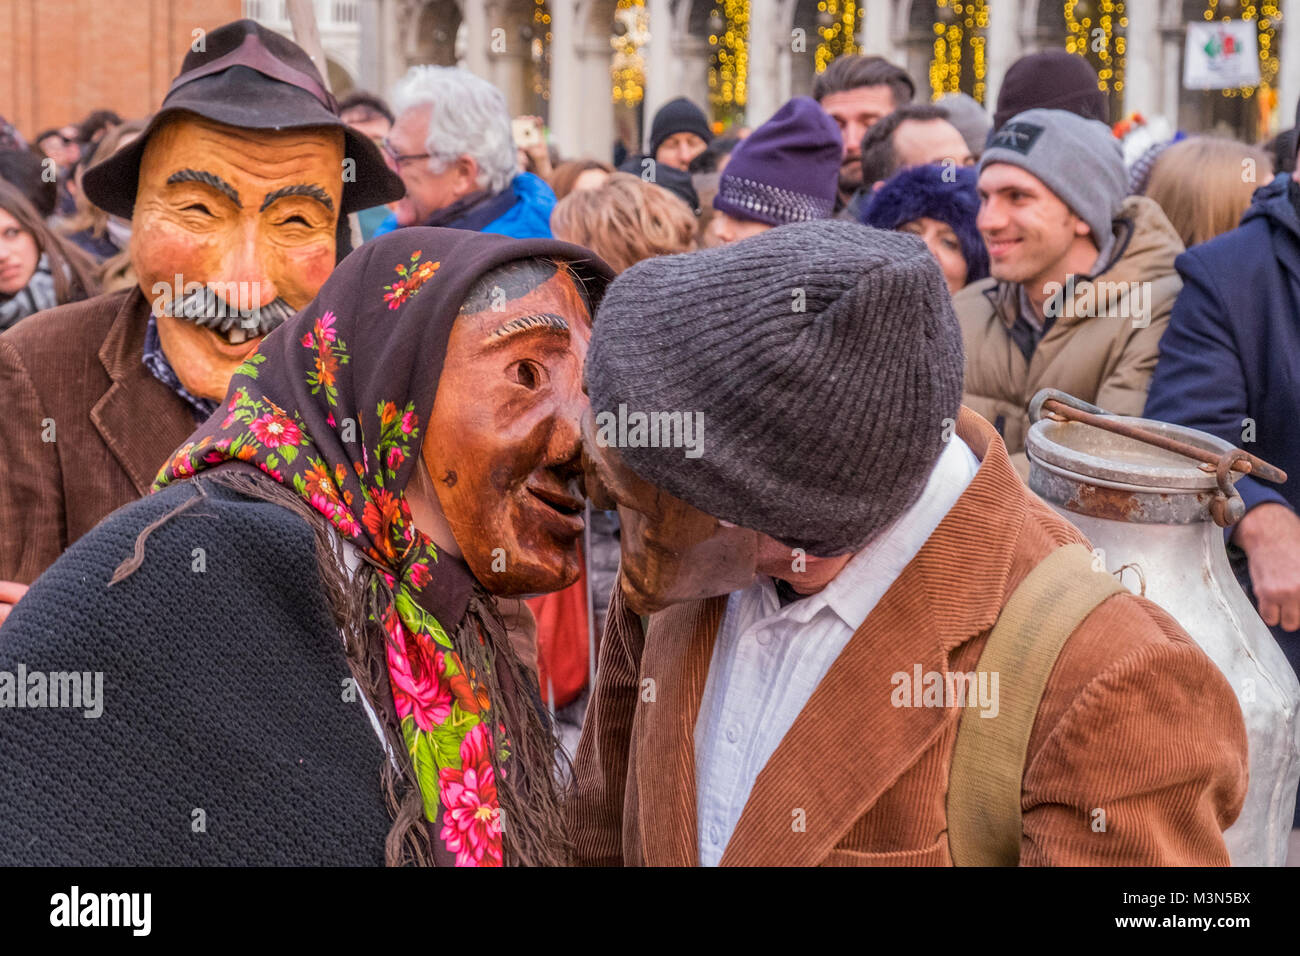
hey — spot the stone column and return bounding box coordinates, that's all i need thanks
[859,0,894,59]
[643,0,676,141]
[358,0,381,91]
[676,35,714,121]
[1122,0,1159,119]
[548,0,580,156]
[748,0,779,125]
[984,0,1019,112]
[1162,30,1182,128]
[577,35,618,159]
[1280,0,1300,131]
[461,0,490,79]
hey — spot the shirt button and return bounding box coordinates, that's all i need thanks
[756,631,772,646]
[709,825,721,845]
[726,724,741,743]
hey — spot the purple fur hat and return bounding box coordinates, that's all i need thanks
[861,163,989,284]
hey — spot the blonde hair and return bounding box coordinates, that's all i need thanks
[550,172,697,273]
[1145,136,1273,248]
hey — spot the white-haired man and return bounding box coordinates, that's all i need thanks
[382,65,555,239]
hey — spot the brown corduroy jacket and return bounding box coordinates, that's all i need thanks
[568,409,1248,866]
[0,287,198,583]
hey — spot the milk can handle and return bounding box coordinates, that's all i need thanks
[1027,388,1288,529]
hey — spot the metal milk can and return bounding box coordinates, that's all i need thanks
[1025,390,1300,866]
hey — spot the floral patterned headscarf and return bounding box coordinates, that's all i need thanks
[156,227,611,865]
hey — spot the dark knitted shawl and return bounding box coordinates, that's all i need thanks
[0,479,391,864]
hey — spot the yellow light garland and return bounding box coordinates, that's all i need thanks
[928,0,989,103]
[815,1,861,75]
[532,0,552,101]
[708,0,749,121]
[1064,0,1126,110]
[611,0,647,106]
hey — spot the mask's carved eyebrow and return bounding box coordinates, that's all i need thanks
[167,169,241,207]
[490,312,571,341]
[261,183,335,213]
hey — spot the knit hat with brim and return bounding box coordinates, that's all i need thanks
[83,19,403,219]
[713,96,841,226]
[862,163,989,284]
[585,219,964,556]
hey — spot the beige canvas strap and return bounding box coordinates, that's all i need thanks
[947,543,1124,866]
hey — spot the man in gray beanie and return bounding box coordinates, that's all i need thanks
[568,220,1246,867]
[954,107,1184,473]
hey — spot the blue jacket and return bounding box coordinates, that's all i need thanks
[369,172,555,241]
[1144,173,1300,516]
[482,171,555,239]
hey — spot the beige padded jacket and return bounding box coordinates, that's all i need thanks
[953,195,1184,476]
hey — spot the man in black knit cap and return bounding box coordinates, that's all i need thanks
[618,97,714,213]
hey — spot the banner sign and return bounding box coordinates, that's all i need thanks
[1183,20,1261,90]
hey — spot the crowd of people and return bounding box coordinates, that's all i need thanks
[0,17,1296,867]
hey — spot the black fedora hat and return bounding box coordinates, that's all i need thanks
[83,19,403,218]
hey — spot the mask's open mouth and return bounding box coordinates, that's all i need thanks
[164,286,296,345]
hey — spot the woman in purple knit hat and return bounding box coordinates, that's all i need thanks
[706,96,842,246]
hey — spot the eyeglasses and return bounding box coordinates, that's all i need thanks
[381,137,431,167]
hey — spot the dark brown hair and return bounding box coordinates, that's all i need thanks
[859,103,953,186]
[548,159,614,201]
[813,55,915,107]
[338,91,394,126]
[0,179,99,304]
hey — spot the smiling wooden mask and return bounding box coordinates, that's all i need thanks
[132,113,343,402]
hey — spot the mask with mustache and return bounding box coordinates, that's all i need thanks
[161,284,297,345]
[131,113,344,402]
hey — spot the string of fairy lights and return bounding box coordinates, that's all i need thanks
[1064,0,1126,100]
[928,0,989,103]
[814,1,863,74]
[531,0,552,102]
[585,2,1282,122]
[611,0,648,107]
[708,0,750,118]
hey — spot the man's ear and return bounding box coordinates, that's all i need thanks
[457,155,481,194]
[1074,215,1093,237]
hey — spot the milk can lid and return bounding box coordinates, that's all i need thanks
[1026,414,1237,491]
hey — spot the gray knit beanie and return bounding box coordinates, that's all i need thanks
[979,107,1125,249]
[585,220,964,557]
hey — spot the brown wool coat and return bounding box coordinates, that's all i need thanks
[953,196,1184,476]
[568,409,1248,866]
[0,287,198,583]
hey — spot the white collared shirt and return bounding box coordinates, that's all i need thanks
[693,436,981,866]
